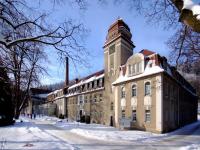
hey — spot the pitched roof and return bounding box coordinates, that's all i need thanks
[82,70,104,81]
[67,69,104,87]
[139,49,155,56]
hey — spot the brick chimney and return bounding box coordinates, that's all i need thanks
[65,57,69,87]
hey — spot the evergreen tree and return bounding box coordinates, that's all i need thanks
[0,62,14,126]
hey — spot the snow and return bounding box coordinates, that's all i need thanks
[68,74,104,90]
[65,87,104,98]
[35,116,160,142]
[1,115,200,149]
[36,115,200,144]
[113,65,164,85]
[183,0,200,20]
[34,93,48,98]
[0,117,77,149]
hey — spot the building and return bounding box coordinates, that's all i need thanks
[47,19,198,133]
[24,88,51,115]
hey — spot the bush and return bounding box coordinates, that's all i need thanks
[58,114,64,119]
[85,115,90,124]
[80,116,85,123]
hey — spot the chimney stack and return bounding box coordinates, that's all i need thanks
[65,57,69,87]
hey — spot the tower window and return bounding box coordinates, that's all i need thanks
[109,44,115,55]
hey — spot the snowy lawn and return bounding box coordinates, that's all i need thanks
[1,115,200,149]
[0,117,77,149]
[35,115,200,143]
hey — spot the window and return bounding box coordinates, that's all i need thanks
[132,110,136,122]
[99,94,103,102]
[139,62,142,72]
[128,65,131,75]
[89,82,92,89]
[129,62,142,76]
[145,110,150,122]
[132,64,136,74]
[110,54,114,75]
[109,44,115,55]
[111,102,114,111]
[145,82,151,96]
[99,78,103,87]
[121,87,125,98]
[132,84,137,97]
[94,80,97,88]
[122,110,125,118]
[94,95,97,102]
[136,63,139,73]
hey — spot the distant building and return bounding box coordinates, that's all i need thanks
[25,88,51,115]
[47,19,198,133]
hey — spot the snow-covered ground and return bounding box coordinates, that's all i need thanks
[36,115,200,149]
[0,117,76,149]
[39,115,200,141]
[0,115,200,149]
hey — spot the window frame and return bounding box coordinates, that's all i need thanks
[132,110,137,122]
[145,109,151,122]
[122,110,125,118]
[132,84,137,97]
[121,86,126,98]
[144,81,151,96]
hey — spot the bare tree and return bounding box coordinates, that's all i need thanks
[168,25,200,66]
[0,0,89,118]
[108,0,200,66]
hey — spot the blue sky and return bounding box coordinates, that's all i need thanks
[38,1,175,85]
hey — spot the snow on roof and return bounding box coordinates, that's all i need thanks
[47,89,62,96]
[53,89,62,94]
[68,73,104,90]
[65,87,104,98]
[113,66,164,85]
[34,93,48,98]
[183,0,200,20]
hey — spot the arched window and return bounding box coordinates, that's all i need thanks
[132,84,137,97]
[145,82,151,96]
[121,87,125,98]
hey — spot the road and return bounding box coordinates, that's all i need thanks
[1,118,200,150]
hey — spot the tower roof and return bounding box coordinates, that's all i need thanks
[108,18,130,32]
[104,18,134,48]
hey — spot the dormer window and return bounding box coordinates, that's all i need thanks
[128,62,142,76]
[89,82,92,89]
[94,80,97,88]
[99,78,103,87]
